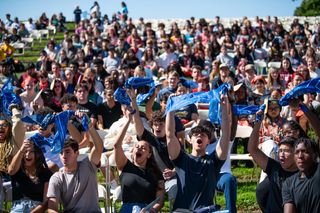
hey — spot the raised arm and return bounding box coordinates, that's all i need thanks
[127,88,144,137]
[166,111,181,160]
[11,107,26,150]
[215,95,231,160]
[67,122,82,143]
[88,123,103,166]
[247,115,268,171]
[114,108,132,171]
[7,141,31,175]
[300,104,320,139]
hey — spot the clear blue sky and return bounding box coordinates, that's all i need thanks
[0,0,303,22]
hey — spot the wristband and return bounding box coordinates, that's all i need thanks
[130,109,136,115]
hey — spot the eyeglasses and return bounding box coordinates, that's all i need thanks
[0,123,9,128]
[191,132,208,137]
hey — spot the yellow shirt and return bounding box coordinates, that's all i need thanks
[0,43,15,58]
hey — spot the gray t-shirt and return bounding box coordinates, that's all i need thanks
[47,157,101,213]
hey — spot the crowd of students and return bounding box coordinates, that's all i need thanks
[0,1,320,212]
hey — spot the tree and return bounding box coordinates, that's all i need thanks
[294,0,320,16]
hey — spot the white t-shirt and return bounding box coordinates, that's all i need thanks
[206,139,234,174]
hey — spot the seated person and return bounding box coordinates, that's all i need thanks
[174,83,199,128]
[8,141,52,213]
[114,106,164,212]
[97,89,123,130]
[47,123,103,213]
[282,138,320,213]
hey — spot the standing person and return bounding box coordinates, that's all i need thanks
[47,122,103,213]
[8,141,52,213]
[166,95,231,211]
[120,1,129,15]
[282,138,320,213]
[248,113,298,213]
[114,107,164,212]
[73,6,82,25]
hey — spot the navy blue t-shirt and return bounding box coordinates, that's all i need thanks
[172,150,224,210]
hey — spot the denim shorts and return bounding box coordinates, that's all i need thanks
[10,199,41,213]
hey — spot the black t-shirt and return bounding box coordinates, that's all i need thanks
[120,160,163,204]
[265,158,298,213]
[138,129,174,171]
[78,101,98,120]
[175,104,198,124]
[173,150,224,210]
[97,101,123,129]
[12,167,52,202]
[282,162,320,213]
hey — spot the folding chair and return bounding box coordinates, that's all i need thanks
[254,60,267,76]
[21,37,34,49]
[12,42,25,56]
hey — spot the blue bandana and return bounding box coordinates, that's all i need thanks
[279,78,320,106]
[25,110,89,154]
[1,78,22,116]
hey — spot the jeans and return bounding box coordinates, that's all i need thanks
[216,173,237,213]
[120,203,148,213]
[10,199,41,213]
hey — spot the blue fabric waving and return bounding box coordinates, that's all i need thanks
[114,87,131,106]
[165,83,231,116]
[22,114,55,130]
[137,86,156,105]
[279,78,320,106]
[26,110,89,154]
[232,105,261,116]
[124,77,154,89]
[1,78,22,116]
[179,77,198,89]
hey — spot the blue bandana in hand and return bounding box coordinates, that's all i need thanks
[179,78,198,89]
[232,105,261,116]
[114,87,131,106]
[279,78,320,106]
[1,78,22,116]
[137,86,156,105]
[26,110,89,154]
[124,77,154,89]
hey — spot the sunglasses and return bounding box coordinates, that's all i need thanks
[0,123,9,128]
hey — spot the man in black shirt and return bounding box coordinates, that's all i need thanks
[248,119,298,213]
[282,138,320,213]
[74,83,98,127]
